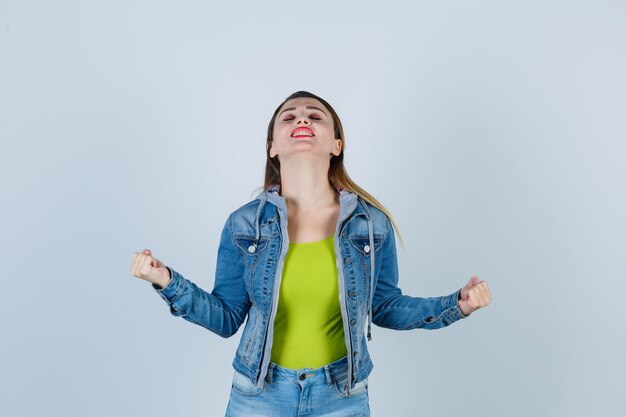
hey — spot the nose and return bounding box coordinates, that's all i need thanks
[296,117,310,125]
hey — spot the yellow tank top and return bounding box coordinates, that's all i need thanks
[270,235,347,369]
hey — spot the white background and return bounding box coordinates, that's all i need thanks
[1,1,624,416]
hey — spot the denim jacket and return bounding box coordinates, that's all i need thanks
[153,183,468,394]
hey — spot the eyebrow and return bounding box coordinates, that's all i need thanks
[278,106,328,117]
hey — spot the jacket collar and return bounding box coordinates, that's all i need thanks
[266,182,344,195]
[262,182,361,215]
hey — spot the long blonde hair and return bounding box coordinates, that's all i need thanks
[261,91,403,247]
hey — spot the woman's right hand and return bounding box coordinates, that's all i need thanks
[130,249,171,289]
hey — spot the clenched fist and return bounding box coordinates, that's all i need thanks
[130,249,171,289]
[458,275,491,316]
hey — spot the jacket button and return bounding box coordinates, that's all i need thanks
[364,245,370,253]
[344,257,352,265]
[247,245,256,253]
[350,319,357,325]
[348,290,356,297]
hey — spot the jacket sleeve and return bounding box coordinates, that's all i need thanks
[152,214,252,338]
[371,217,468,330]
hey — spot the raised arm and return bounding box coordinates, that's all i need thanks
[131,214,251,338]
[371,217,478,330]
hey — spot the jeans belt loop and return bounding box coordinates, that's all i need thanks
[323,364,333,385]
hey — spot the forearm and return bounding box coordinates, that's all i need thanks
[372,288,467,330]
[152,266,250,338]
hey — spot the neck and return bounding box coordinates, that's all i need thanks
[277,157,338,212]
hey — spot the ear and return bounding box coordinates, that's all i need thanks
[268,143,278,158]
[331,139,342,156]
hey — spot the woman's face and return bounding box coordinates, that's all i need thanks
[269,97,342,161]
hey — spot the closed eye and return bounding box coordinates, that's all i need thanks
[282,114,323,121]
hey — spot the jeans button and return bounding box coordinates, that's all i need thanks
[299,374,305,381]
[348,290,356,297]
[344,257,352,265]
[350,319,357,325]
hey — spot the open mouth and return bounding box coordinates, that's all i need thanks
[290,127,315,138]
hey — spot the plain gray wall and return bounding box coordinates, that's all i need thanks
[1,0,624,416]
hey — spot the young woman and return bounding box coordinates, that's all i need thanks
[130,91,491,416]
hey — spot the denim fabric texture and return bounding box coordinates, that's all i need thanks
[153,183,468,394]
[225,355,370,417]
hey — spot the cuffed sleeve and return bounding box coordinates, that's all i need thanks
[445,288,470,321]
[153,266,183,301]
[151,266,193,317]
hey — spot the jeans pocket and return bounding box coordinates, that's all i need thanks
[231,370,264,396]
[333,376,368,398]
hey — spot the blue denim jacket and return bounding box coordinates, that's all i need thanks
[153,183,468,394]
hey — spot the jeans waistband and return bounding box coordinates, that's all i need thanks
[266,356,349,385]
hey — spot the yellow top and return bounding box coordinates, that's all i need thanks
[270,235,347,369]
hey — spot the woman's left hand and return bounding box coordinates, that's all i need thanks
[458,276,491,316]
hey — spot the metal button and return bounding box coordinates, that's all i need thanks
[299,374,306,381]
[247,245,256,253]
[364,245,370,253]
[348,290,356,297]
[350,319,357,325]
[344,257,352,265]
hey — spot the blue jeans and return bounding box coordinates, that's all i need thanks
[225,356,370,417]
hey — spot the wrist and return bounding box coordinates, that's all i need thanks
[458,302,468,316]
[157,267,172,289]
[457,292,472,317]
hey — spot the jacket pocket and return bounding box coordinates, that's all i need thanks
[348,235,383,309]
[233,236,269,255]
[348,235,383,256]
